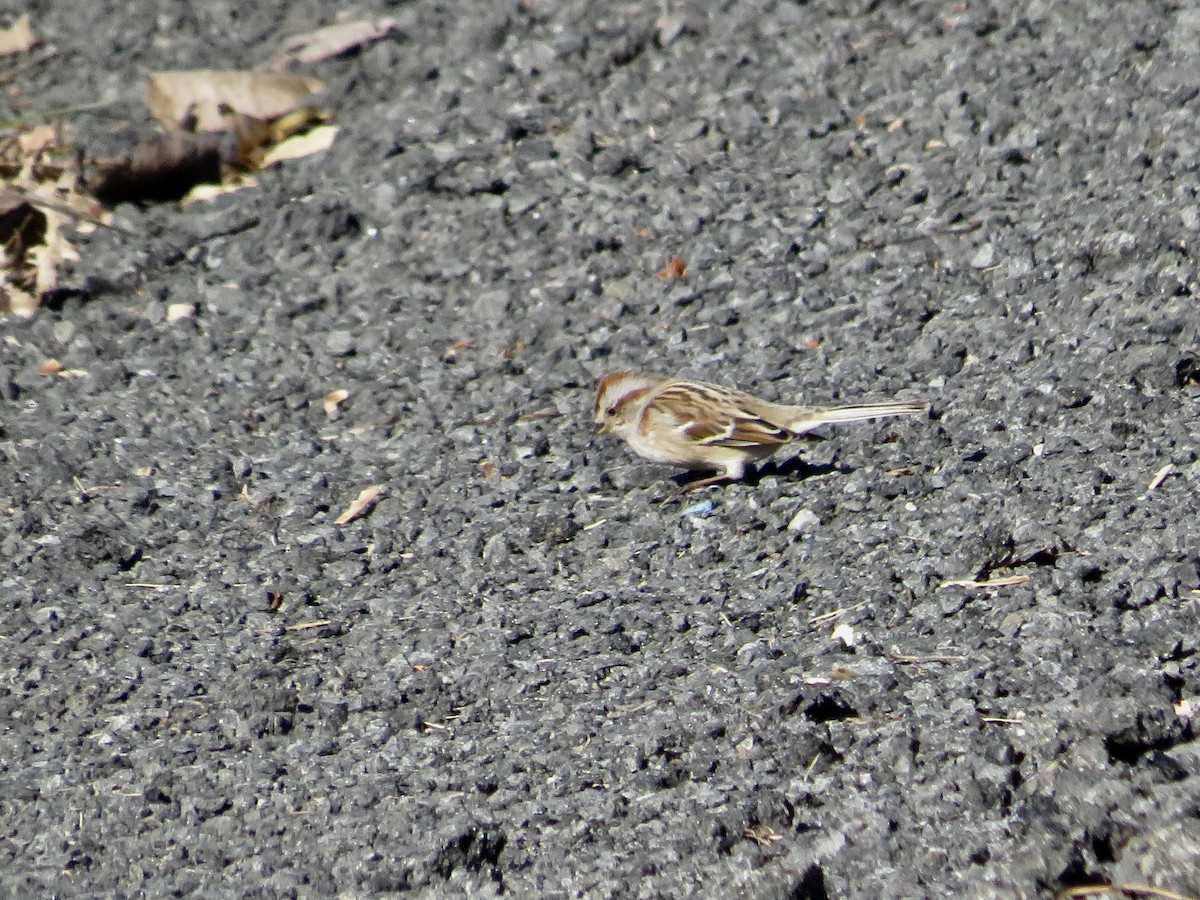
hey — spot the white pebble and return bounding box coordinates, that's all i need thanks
[787,508,821,533]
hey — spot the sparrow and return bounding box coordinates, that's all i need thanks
[594,370,926,489]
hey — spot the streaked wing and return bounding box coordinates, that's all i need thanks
[646,383,792,448]
[684,415,791,448]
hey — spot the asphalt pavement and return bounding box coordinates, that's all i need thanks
[3,1,1199,896]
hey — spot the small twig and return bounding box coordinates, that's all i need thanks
[809,599,869,626]
[1056,884,1200,900]
[889,651,967,664]
[284,619,332,632]
[1146,463,1174,493]
[939,574,1029,590]
[73,477,123,495]
[743,823,784,847]
[471,406,563,426]
[125,583,176,591]
[0,185,143,242]
[516,407,563,423]
[801,753,821,783]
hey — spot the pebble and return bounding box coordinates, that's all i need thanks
[787,508,821,533]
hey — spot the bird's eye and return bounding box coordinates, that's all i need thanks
[607,405,618,416]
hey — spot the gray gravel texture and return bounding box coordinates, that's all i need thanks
[4,0,1200,897]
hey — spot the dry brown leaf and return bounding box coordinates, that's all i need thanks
[0,15,36,57]
[260,124,337,167]
[29,235,73,294]
[269,17,399,69]
[146,70,324,132]
[499,339,526,359]
[442,337,475,361]
[323,388,349,416]
[478,460,498,479]
[181,175,258,206]
[16,124,56,157]
[1056,884,1200,900]
[0,283,37,318]
[334,485,383,525]
[36,358,62,376]
[226,112,277,170]
[657,255,687,278]
[0,177,86,313]
[26,195,79,295]
[228,107,329,171]
[0,193,47,253]
[268,107,331,142]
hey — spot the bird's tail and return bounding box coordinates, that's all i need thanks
[787,400,927,434]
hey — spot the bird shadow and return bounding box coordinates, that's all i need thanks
[669,457,842,492]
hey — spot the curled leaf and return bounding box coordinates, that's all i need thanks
[0,194,47,253]
[334,485,383,525]
[269,18,399,69]
[260,124,337,167]
[442,337,475,361]
[323,388,350,417]
[657,255,687,278]
[146,70,324,132]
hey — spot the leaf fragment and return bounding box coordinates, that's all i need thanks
[442,337,474,361]
[939,574,1030,590]
[0,14,36,57]
[334,485,383,525]
[259,124,337,167]
[323,388,350,417]
[657,255,687,278]
[269,17,399,69]
[146,70,324,132]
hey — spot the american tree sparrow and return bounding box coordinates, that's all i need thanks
[594,370,926,489]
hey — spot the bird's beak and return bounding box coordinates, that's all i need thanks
[597,420,612,434]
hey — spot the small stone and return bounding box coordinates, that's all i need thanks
[167,303,196,322]
[999,611,1024,636]
[326,330,356,356]
[970,244,996,269]
[787,508,821,533]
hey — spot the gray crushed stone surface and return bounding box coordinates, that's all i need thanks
[3,1,1200,897]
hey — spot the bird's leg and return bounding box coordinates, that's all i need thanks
[682,472,736,491]
[681,459,746,492]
